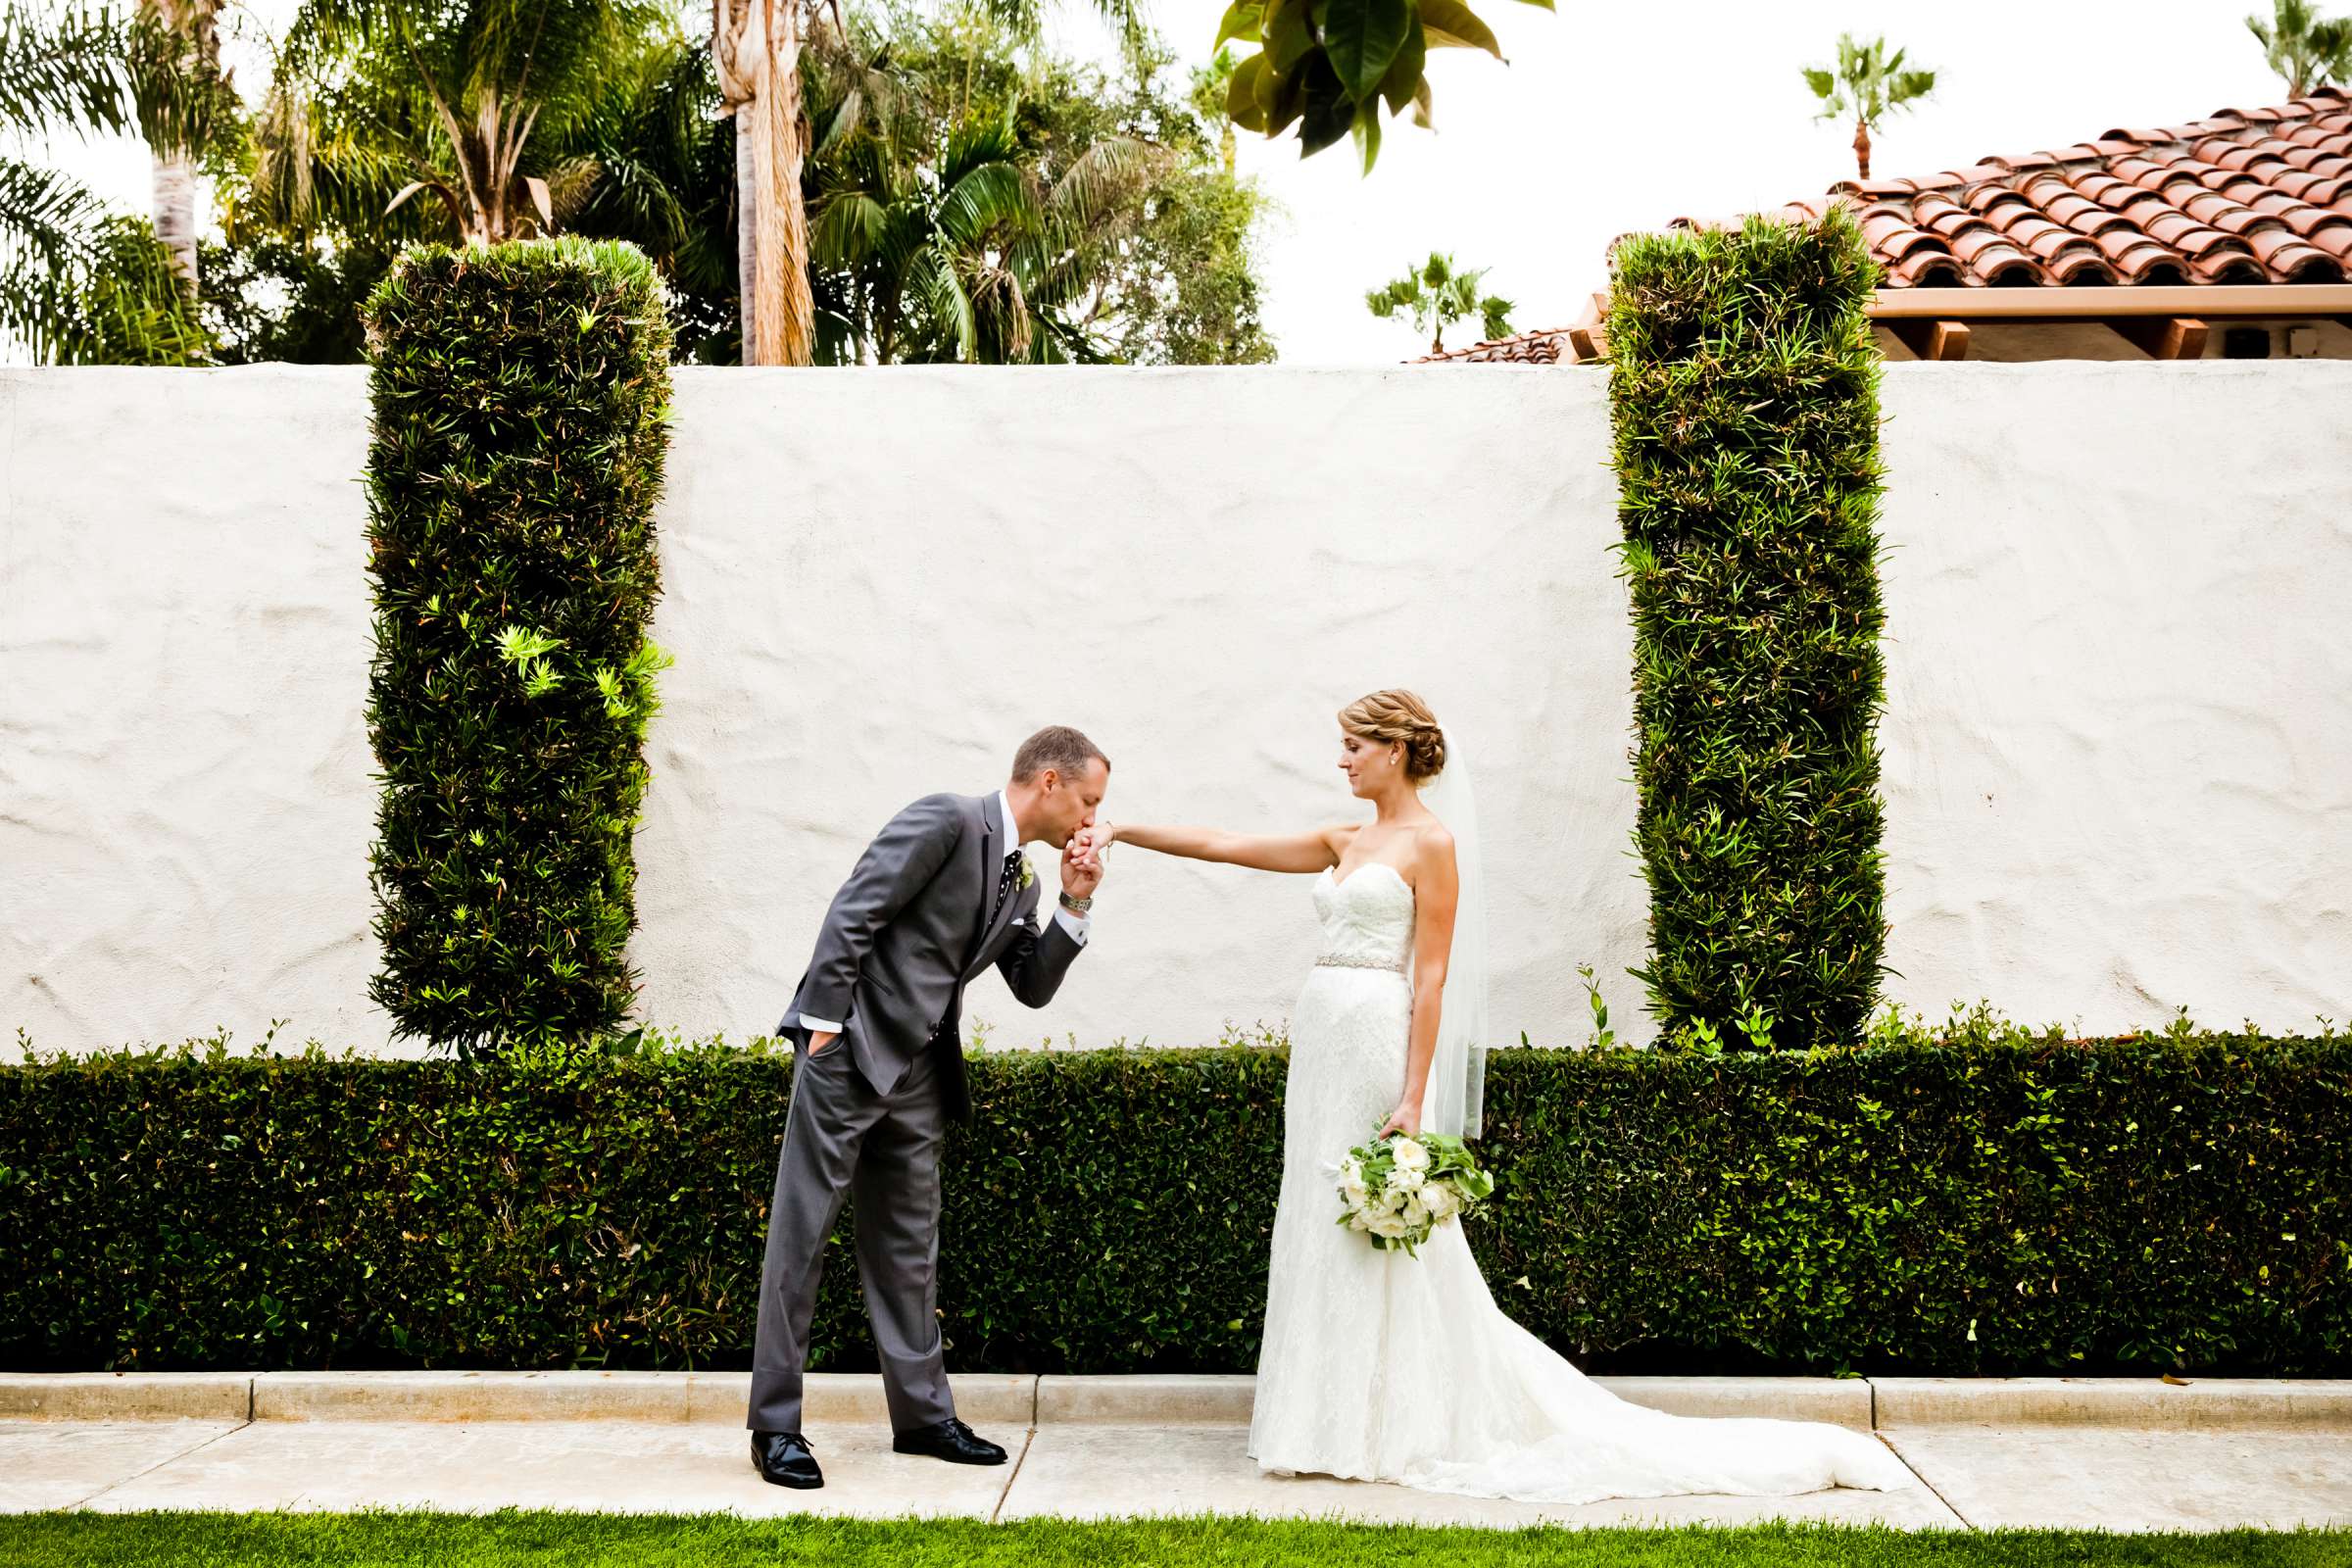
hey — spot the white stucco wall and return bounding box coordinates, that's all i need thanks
[3,361,2347,1055]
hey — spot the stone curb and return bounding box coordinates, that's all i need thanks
[5,1372,2347,1429]
[1871,1376,2352,1429]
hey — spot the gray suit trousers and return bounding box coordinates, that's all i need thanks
[746,1036,954,1435]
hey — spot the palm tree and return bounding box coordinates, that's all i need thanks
[550,31,739,355]
[807,61,1165,363]
[224,12,746,360]
[0,0,199,360]
[1364,252,1510,356]
[718,0,1141,367]
[2247,0,2352,96]
[710,0,809,366]
[136,0,230,294]
[254,0,660,246]
[1802,33,1936,181]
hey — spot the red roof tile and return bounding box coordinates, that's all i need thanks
[1754,86,2349,289]
[1407,327,1573,365]
[1417,87,2351,362]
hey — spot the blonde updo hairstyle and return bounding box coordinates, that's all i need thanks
[1339,689,1446,784]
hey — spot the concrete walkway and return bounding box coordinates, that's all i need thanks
[5,1373,2350,1532]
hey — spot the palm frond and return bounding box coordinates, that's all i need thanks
[0,160,198,363]
[126,6,235,156]
[810,190,889,267]
[941,109,1023,187]
[1046,134,1165,227]
[906,239,978,360]
[533,152,601,226]
[934,158,1038,248]
[0,2,132,137]
[0,154,110,264]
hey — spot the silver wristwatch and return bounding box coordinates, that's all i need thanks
[1058,890,1094,914]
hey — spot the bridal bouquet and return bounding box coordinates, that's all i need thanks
[1331,1131,1495,1257]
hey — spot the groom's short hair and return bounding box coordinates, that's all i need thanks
[1012,725,1108,784]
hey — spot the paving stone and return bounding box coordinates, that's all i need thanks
[0,1421,243,1512]
[77,1420,1015,1518]
[1882,1424,2352,1531]
[996,1423,1964,1530]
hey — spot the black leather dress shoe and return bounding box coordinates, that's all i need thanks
[892,1416,1007,1465]
[751,1429,822,1489]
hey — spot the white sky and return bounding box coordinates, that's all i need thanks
[28,0,2303,363]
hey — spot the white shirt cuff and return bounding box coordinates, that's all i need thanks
[1053,906,1090,944]
[795,1012,843,1033]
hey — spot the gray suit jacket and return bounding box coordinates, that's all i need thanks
[777,792,1082,1120]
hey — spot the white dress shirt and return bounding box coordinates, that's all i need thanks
[795,790,1089,1035]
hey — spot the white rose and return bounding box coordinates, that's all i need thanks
[1369,1211,1409,1240]
[1348,1210,1372,1232]
[1425,1184,1460,1221]
[1391,1137,1431,1172]
[1401,1196,1430,1229]
[1381,1185,1411,1212]
[1390,1164,1426,1193]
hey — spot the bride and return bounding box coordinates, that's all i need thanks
[1081,689,1914,1504]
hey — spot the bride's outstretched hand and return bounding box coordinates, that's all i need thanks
[1061,823,1108,897]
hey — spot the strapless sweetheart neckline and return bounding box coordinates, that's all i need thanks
[1323,859,1410,895]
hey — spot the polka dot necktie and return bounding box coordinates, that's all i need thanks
[990,849,1021,926]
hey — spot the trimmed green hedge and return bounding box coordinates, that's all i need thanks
[361,238,674,1055]
[1606,207,1891,1051]
[5,1023,2346,1377]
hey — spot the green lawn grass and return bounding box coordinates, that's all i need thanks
[1,1513,2344,1567]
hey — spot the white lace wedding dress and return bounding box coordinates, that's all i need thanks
[1246,860,1916,1503]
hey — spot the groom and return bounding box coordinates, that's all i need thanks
[748,725,1110,1489]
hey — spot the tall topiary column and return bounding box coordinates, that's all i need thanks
[1605,206,1889,1051]
[362,239,674,1055]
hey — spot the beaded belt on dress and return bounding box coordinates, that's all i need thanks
[1314,953,1407,974]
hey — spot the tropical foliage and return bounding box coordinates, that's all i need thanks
[1211,0,1551,172]
[718,0,1145,365]
[137,0,236,292]
[1364,250,1509,355]
[213,11,738,362]
[1801,32,1936,181]
[804,8,1274,364]
[251,0,665,246]
[15,0,1269,366]
[2246,0,2352,96]
[0,1,216,361]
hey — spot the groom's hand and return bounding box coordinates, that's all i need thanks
[1061,831,1105,899]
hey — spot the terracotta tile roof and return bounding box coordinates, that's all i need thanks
[1416,86,2352,362]
[1734,84,2352,288]
[1407,328,1573,365]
